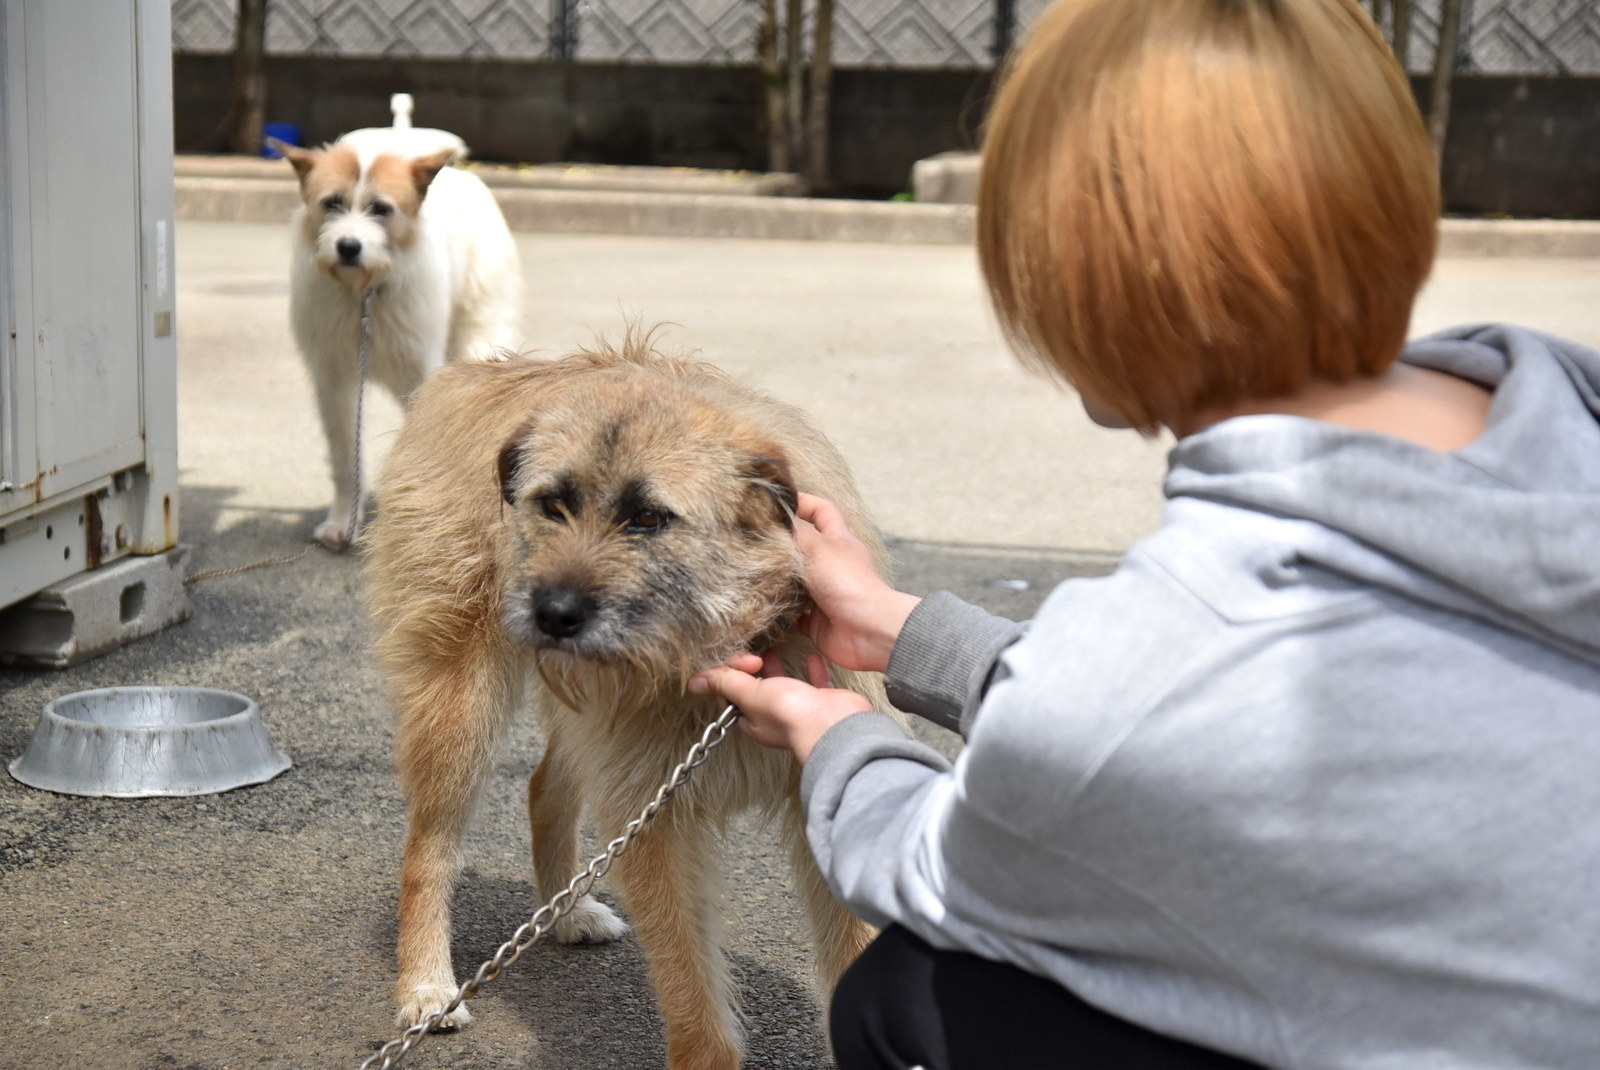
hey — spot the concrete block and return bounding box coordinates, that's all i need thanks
[912,151,981,205]
[0,546,192,668]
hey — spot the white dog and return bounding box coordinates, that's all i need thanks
[271,112,521,550]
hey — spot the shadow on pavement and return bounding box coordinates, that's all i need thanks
[0,478,1121,1069]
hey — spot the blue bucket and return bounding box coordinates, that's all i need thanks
[261,122,303,158]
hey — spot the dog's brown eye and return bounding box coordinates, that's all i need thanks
[322,195,345,213]
[625,510,667,534]
[538,496,566,523]
[368,200,393,218]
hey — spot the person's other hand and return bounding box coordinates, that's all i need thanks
[690,650,871,763]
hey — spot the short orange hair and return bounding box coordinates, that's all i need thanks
[978,0,1439,434]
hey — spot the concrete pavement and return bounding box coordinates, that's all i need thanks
[173,222,1175,559]
[170,223,1600,563]
[1,221,1598,1070]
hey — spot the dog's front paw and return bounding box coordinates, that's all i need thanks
[553,895,629,944]
[396,983,473,1032]
[312,517,353,552]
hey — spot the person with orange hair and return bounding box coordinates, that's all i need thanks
[693,1,1600,1067]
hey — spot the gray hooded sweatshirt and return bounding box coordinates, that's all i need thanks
[800,325,1600,1070]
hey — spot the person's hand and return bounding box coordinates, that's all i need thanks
[794,494,921,675]
[689,651,871,763]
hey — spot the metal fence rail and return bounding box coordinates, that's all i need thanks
[172,0,1600,71]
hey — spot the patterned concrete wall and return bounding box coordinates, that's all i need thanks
[177,0,1600,72]
[171,0,1018,65]
[1392,0,1600,75]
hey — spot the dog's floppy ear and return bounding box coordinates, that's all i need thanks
[497,430,529,507]
[411,149,457,199]
[741,444,799,527]
[270,140,321,185]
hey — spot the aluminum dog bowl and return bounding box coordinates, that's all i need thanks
[8,687,291,797]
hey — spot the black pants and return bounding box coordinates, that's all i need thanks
[830,925,1267,1070]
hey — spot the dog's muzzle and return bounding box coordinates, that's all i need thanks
[336,237,363,266]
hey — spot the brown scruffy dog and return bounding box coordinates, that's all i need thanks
[363,332,895,1069]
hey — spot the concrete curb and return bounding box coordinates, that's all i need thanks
[491,188,976,243]
[174,175,977,244]
[1435,219,1600,258]
[177,154,807,196]
[173,174,1598,254]
[176,176,301,227]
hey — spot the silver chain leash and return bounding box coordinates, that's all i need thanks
[360,702,743,1070]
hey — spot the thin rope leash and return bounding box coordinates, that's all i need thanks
[184,544,315,585]
[186,288,374,586]
[360,702,743,1070]
[346,286,374,545]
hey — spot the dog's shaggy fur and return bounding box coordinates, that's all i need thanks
[276,133,521,549]
[363,335,895,1069]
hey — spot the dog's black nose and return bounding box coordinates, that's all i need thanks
[533,587,595,640]
[335,237,362,263]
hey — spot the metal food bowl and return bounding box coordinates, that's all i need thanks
[8,687,291,798]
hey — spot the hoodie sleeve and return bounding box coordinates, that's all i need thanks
[798,711,955,931]
[793,591,1025,935]
[796,553,1230,950]
[792,591,1018,932]
[884,589,1026,735]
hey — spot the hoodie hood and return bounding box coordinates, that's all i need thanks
[1165,324,1600,661]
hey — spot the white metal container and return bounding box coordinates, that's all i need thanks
[8,687,291,798]
[0,0,184,659]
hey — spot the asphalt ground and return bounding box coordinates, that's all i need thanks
[2,222,1597,1070]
